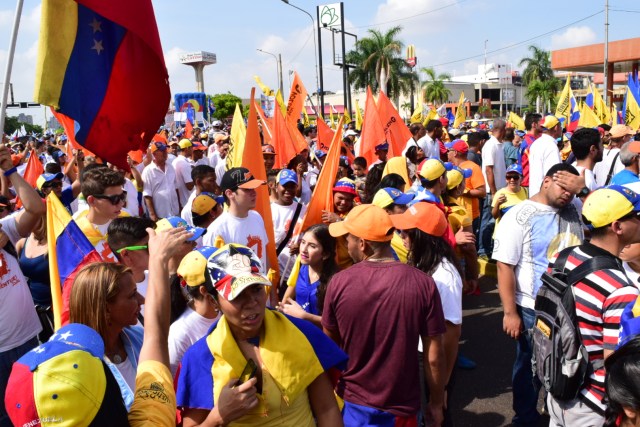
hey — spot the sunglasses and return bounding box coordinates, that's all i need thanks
[116,244,148,255]
[93,191,127,205]
[44,181,63,189]
[506,175,521,181]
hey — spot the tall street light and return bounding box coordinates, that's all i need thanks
[281,0,320,116]
[257,48,283,96]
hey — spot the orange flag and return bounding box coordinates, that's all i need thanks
[317,119,354,163]
[244,88,280,286]
[377,91,411,158]
[51,108,98,158]
[359,86,386,167]
[272,107,307,169]
[286,71,308,123]
[254,100,273,145]
[184,117,193,139]
[16,149,45,208]
[293,116,344,238]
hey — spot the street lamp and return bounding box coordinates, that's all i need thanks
[281,0,321,116]
[257,48,283,96]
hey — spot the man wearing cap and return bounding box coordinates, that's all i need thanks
[478,118,507,259]
[181,165,219,226]
[369,142,389,170]
[271,169,307,281]
[594,124,634,187]
[37,170,82,213]
[491,164,527,225]
[528,115,562,197]
[493,163,584,427]
[142,141,180,221]
[322,204,447,426]
[262,144,276,172]
[203,167,275,301]
[545,185,640,424]
[610,139,640,189]
[174,138,195,207]
[372,187,414,263]
[191,140,209,167]
[190,193,223,230]
[419,158,453,200]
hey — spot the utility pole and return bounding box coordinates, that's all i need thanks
[480,39,487,117]
[0,0,24,137]
[317,5,325,119]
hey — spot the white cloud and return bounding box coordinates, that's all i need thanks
[550,26,597,50]
[371,0,464,39]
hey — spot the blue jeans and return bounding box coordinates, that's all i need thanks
[0,336,39,427]
[512,306,541,426]
[478,194,495,257]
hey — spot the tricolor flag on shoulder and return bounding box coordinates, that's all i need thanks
[35,0,170,170]
[47,192,102,330]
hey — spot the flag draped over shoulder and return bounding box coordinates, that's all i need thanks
[359,87,385,166]
[288,118,344,287]
[244,88,279,285]
[286,72,308,123]
[227,104,246,169]
[377,91,410,158]
[35,0,170,170]
[47,193,102,330]
[453,92,466,128]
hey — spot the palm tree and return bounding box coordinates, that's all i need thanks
[519,45,554,112]
[525,78,562,114]
[401,101,412,120]
[420,67,452,104]
[346,26,404,96]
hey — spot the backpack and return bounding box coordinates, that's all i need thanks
[532,245,623,401]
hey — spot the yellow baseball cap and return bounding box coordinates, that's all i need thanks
[178,138,193,149]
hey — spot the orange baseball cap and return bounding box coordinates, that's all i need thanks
[389,202,448,237]
[328,204,394,242]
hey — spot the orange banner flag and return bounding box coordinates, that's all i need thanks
[50,108,98,159]
[377,91,411,158]
[294,116,344,239]
[184,117,193,139]
[359,86,386,167]
[16,149,44,209]
[272,106,308,169]
[244,88,280,284]
[254,100,273,145]
[286,71,308,123]
[317,118,354,163]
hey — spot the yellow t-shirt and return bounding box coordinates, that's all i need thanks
[128,361,176,427]
[492,187,528,236]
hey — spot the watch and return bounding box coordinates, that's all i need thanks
[577,186,590,198]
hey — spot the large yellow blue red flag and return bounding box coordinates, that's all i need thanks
[47,192,102,330]
[35,0,170,170]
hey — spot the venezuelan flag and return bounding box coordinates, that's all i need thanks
[35,0,170,170]
[47,193,102,330]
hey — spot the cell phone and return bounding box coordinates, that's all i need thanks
[237,359,257,386]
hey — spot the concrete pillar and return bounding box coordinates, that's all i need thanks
[188,63,206,93]
[606,62,614,106]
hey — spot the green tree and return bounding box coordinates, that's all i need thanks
[345,26,405,96]
[519,45,554,113]
[420,67,452,104]
[3,116,43,136]
[210,93,244,120]
[525,78,562,113]
[401,101,412,119]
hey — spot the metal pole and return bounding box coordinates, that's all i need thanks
[604,0,609,106]
[340,3,348,123]
[278,54,284,96]
[0,0,24,139]
[317,5,325,119]
[280,1,321,114]
[257,49,280,94]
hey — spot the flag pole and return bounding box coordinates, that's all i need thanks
[0,0,24,139]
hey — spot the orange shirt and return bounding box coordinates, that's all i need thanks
[458,160,485,219]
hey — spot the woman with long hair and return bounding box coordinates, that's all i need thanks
[278,224,338,327]
[69,262,145,407]
[604,335,640,427]
[390,202,463,427]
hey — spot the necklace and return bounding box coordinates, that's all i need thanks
[367,257,396,263]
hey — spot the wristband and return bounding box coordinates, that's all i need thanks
[3,167,17,177]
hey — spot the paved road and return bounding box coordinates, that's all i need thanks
[451,275,549,427]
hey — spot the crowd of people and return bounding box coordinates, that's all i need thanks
[1,111,640,427]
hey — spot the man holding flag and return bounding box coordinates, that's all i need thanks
[0,143,47,424]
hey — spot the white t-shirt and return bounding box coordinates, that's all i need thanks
[168,306,219,376]
[431,258,463,325]
[572,165,597,214]
[123,178,139,217]
[114,357,137,392]
[173,155,194,207]
[137,271,149,316]
[141,161,179,219]
[0,242,42,352]
[594,147,624,187]
[208,148,221,169]
[528,133,561,197]
[203,210,270,272]
[492,199,584,309]
[417,134,439,159]
[402,137,421,156]
[271,202,307,278]
[481,136,506,193]
[215,160,226,187]
[180,191,198,226]
[623,262,640,291]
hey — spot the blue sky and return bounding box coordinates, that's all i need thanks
[1,0,640,127]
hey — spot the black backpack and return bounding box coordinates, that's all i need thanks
[532,245,623,401]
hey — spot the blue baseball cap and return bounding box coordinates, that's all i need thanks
[375,142,389,151]
[314,149,327,159]
[515,130,526,137]
[277,169,298,186]
[372,187,415,208]
[506,164,523,176]
[156,216,206,241]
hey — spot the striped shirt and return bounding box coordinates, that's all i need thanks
[552,243,639,414]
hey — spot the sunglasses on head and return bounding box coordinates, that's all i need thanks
[115,244,148,255]
[93,191,127,205]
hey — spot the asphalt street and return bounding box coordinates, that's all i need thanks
[452,275,549,427]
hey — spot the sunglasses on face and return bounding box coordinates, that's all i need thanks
[44,181,63,189]
[93,191,127,205]
[506,175,521,181]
